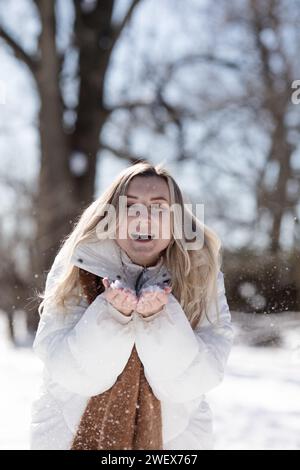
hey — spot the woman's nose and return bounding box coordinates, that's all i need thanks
[136,219,151,233]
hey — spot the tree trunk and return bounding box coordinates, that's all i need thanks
[28,0,117,333]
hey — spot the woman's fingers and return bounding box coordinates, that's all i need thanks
[136,288,171,315]
[104,285,123,307]
[121,293,137,309]
[102,277,110,289]
[105,288,119,302]
[105,286,138,313]
[156,291,169,304]
[111,291,127,305]
[115,291,137,315]
[101,278,138,315]
[103,280,171,315]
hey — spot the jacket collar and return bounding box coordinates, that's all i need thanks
[70,236,171,292]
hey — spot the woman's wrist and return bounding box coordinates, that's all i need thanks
[106,300,134,324]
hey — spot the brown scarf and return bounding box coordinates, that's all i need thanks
[70,268,163,450]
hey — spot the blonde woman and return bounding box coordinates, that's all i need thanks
[30,162,234,450]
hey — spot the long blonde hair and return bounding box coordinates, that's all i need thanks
[38,161,222,329]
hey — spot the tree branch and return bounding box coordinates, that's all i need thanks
[100,143,147,164]
[0,25,38,75]
[106,99,152,114]
[105,51,240,118]
[111,0,141,49]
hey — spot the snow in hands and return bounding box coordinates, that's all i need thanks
[109,279,166,296]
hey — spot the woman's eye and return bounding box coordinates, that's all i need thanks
[152,204,169,211]
[126,203,169,212]
[126,204,142,214]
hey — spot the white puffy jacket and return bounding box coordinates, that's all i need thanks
[30,237,234,450]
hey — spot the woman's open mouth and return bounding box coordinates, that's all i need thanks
[131,233,154,242]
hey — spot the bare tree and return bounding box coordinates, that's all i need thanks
[1,0,299,336]
[0,0,142,332]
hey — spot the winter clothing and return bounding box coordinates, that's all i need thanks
[30,236,234,450]
[71,269,162,450]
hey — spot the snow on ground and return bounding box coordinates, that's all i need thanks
[0,314,42,450]
[0,310,299,450]
[210,344,300,449]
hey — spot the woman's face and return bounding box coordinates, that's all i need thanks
[115,176,172,267]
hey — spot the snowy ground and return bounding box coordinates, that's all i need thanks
[0,311,299,450]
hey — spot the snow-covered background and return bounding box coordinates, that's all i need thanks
[1,310,299,450]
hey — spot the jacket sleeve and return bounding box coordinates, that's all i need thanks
[134,270,234,403]
[32,253,135,397]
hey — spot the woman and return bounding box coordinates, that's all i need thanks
[30,161,234,450]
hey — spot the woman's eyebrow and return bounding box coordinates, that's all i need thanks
[126,195,169,202]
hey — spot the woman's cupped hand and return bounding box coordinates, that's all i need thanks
[102,277,172,318]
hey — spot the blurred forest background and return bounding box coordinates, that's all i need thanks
[0,0,300,345]
[1,0,300,451]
